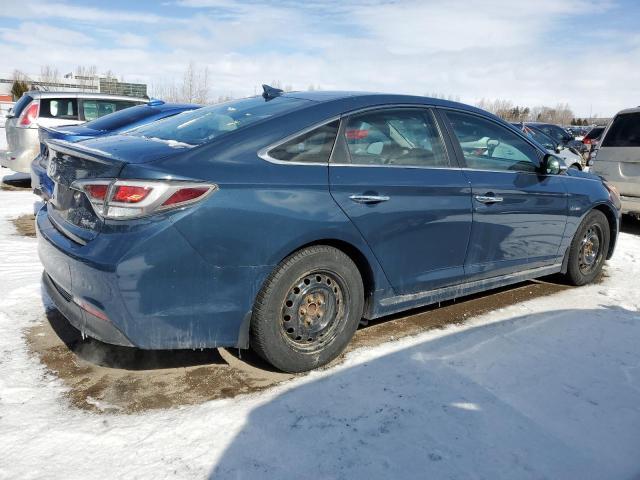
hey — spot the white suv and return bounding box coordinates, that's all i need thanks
[592,107,640,216]
[2,91,146,174]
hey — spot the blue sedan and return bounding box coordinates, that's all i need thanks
[31,100,201,200]
[36,87,621,372]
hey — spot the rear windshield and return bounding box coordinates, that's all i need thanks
[601,113,640,147]
[11,95,33,117]
[84,105,158,131]
[128,96,310,146]
[40,98,78,120]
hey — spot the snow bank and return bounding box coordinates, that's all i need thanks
[1,166,639,479]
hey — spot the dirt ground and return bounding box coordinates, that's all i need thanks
[25,279,568,414]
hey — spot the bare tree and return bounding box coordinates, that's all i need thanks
[150,63,214,104]
[195,66,210,104]
[477,98,574,125]
[39,65,60,87]
[74,65,97,91]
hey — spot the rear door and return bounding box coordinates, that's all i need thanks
[595,111,640,197]
[329,107,472,295]
[442,110,568,280]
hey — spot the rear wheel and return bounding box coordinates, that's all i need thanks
[250,246,364,373]
[564,210,610,285]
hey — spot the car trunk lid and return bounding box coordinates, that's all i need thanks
[45,135,193,243]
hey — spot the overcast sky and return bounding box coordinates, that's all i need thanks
[1,0,639,116]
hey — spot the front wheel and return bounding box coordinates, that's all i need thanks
[564,210,610,286]
[250,246,364,373]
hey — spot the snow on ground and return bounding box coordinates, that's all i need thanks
[1,165,639,479]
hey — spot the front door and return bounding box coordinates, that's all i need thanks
[329,107,472,295]
[442,110,569,280]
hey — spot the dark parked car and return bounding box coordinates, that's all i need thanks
[31,100,201,200]
[525,122,587,154]
[37,88,621,372]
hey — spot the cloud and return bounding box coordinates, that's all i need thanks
[2,0,175,24]
[0,22,93,46]
[0,0,636,116]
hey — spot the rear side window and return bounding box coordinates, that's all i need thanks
[82,100,139,121]
[39,98,78,120]
[84,106,158,131]
[344,109,449,167]
[268,121,339,163]
[11,95,33,117]
[601,113,640,147]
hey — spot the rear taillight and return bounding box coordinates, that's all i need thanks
[583,138,592,145]
[71,179,217,220]
[112,185,152,203]
[19,101,39,127]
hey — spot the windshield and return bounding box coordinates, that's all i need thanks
[128,96,310,146]
[84,105,159,131]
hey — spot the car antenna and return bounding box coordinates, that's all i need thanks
[262,84,284,101]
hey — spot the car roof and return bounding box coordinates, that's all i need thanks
[613,106,640,116]
[23,91,148,102]
[280,90,491,116]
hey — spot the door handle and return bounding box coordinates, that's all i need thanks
[349,194,390,204]
[474,195,504,204]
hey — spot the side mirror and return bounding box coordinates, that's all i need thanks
[555,144,563,153]
[541,154,561,175]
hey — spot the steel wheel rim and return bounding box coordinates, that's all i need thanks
[579,224,603,274]
[280,270,348,352]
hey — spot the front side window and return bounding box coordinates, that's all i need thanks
[268,121,339,163]
[344,109,448,167]
[447,111,539,173]
[601,113,640,147]
[39,98,78,120]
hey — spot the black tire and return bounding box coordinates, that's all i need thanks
[250,246,364,373]
[564,210,610,286]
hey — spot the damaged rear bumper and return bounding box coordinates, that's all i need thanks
[36,205,273,350]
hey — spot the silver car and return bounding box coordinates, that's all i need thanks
[2,91,146,174]
[592,107,640,216]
